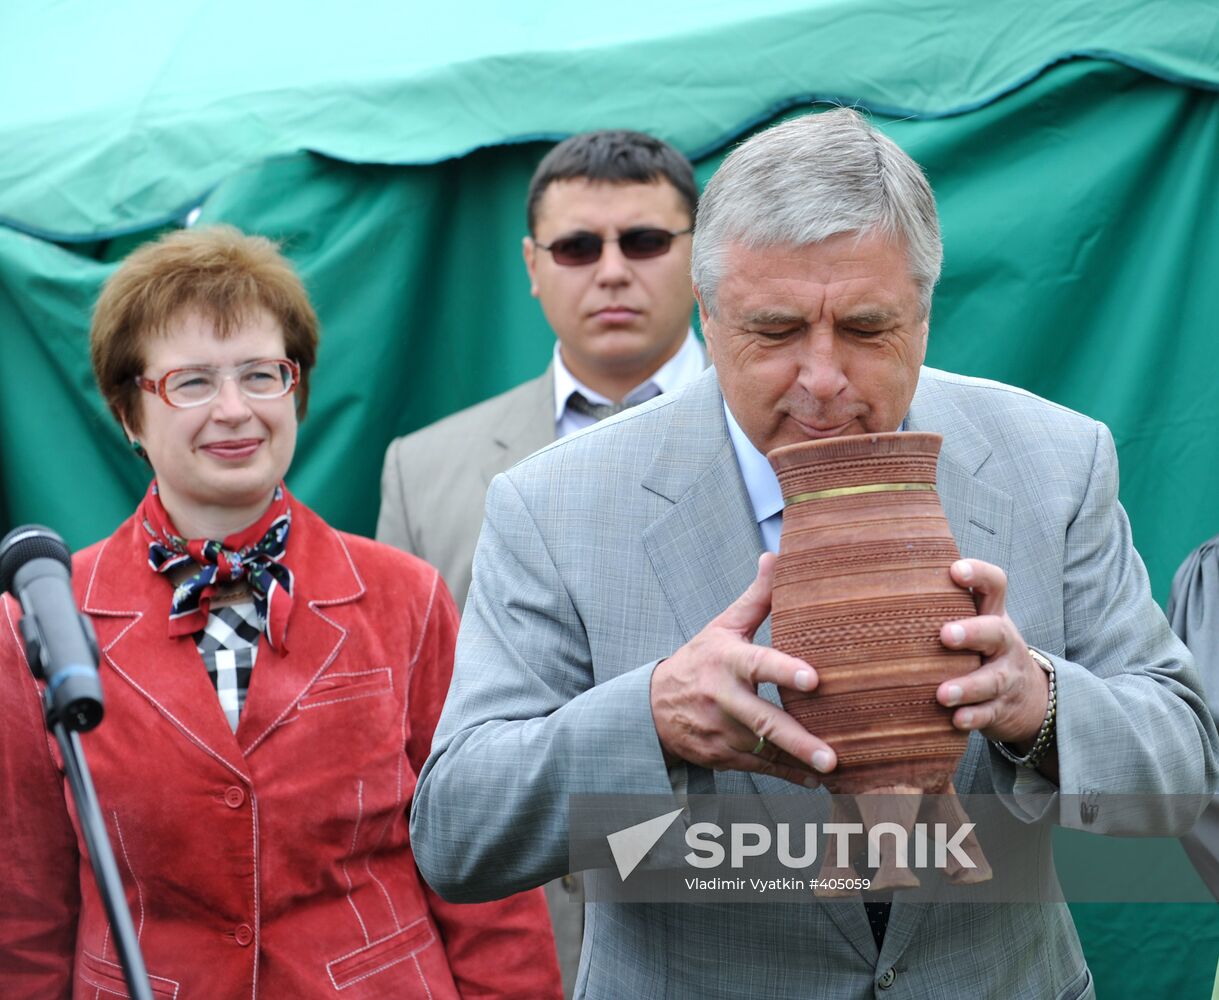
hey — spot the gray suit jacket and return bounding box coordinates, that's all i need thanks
[377,368,554,609]
[412,367,1217,999]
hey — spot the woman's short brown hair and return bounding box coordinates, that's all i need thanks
[91,225,319,434]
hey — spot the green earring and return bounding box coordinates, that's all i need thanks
[130,439,147,459]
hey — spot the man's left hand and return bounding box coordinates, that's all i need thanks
[935,558,1051,751]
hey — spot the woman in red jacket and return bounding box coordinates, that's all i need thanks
[0,226,562,999]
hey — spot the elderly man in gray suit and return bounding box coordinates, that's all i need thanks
[378,130,705,996]
[411,109,1218,999]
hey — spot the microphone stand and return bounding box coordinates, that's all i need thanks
[44,696,154,1000]
[3,527,153,999]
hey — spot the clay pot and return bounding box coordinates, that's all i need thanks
[767,432,990,890]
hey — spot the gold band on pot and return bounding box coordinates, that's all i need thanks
[784,483,937,506]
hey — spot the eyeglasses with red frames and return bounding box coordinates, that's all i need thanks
[534,226,693,267]
[135,359,300,409]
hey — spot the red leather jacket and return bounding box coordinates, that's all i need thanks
[0,498,561,998]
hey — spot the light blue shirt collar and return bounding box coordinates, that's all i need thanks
[724,403,785,527]
[723,404,909,554]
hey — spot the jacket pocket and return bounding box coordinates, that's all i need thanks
[79,949,181,999]
[326,918,434,990]
[299,668,393,710]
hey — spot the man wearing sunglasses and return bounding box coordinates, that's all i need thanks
[379,129,703,612]
[377,129,705,997]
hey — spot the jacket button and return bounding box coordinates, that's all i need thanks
[224,786,245,808]
[234,923,254,947]
[878,966,897,989]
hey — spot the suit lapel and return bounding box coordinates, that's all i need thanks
[641,373,763,644]
[481,366,555,486]
[234,504,362,756]
[908,370,1012,571]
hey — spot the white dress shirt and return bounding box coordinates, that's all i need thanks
[553,330,706,439]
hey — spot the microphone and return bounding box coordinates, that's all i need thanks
[1,525,103,731]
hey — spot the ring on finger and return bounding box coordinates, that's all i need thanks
[751,735,766,755]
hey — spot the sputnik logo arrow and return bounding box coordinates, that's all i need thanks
[606,808,684,880]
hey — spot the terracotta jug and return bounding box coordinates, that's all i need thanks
[767,432,991,891]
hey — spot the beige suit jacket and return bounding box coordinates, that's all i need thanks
[377,368,555,609]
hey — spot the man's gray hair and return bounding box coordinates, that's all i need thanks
[692,108,942,317]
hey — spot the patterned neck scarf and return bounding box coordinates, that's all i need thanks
[139,481,294,650]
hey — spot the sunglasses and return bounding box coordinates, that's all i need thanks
[535,226,693,266]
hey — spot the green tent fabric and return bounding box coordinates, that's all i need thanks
[1,0,1217,239]
[2,2,1218,996]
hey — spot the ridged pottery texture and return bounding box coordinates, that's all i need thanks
[768,432,993,890]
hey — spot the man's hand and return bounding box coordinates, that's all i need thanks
[936,559,1052,752]
[649,553,836,787]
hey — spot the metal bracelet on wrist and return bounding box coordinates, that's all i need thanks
[991,648,1057,769]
